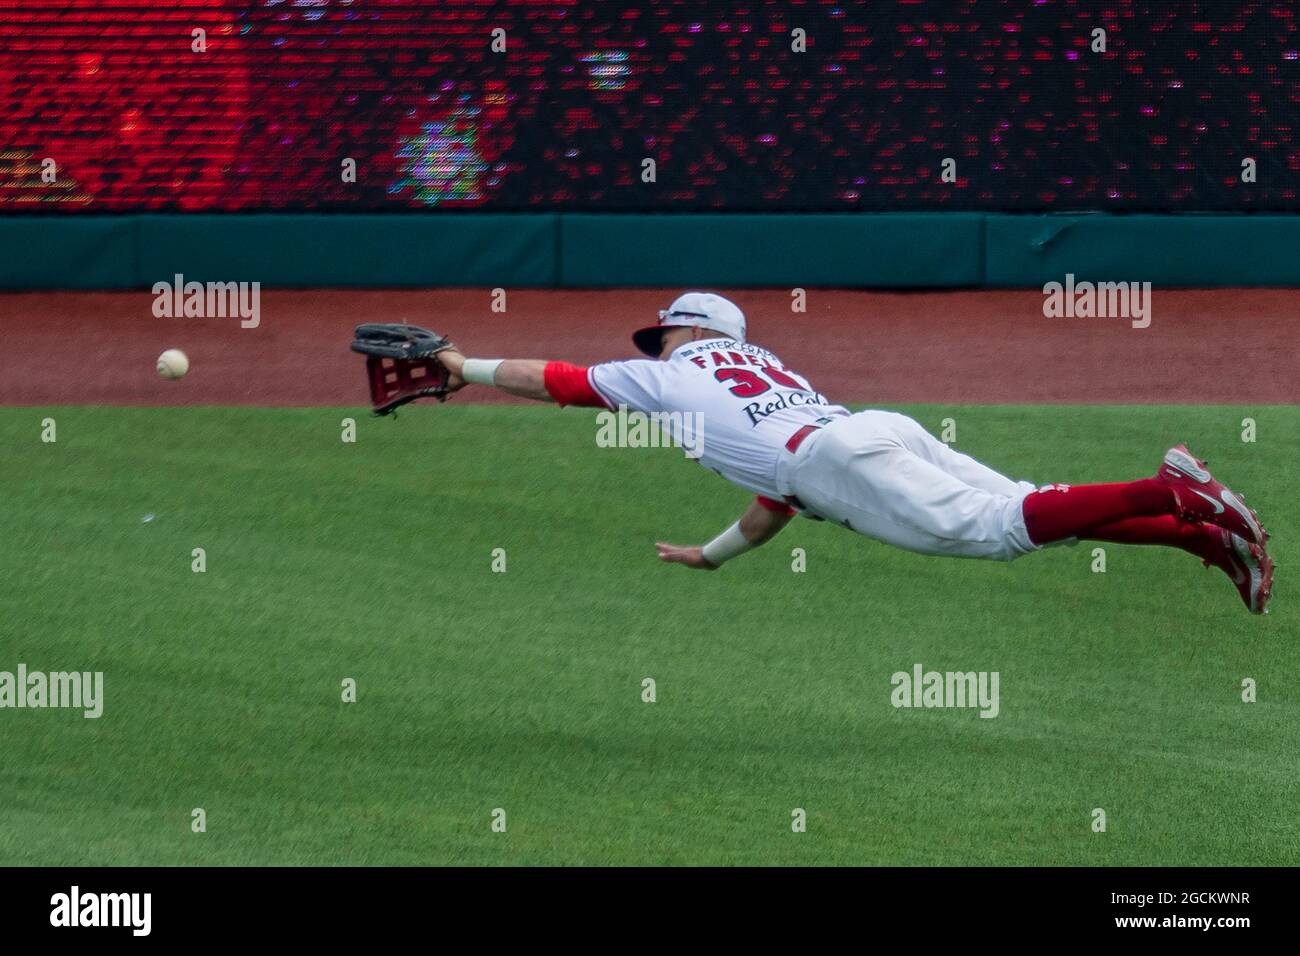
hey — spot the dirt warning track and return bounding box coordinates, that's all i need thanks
[1,288,1296,406]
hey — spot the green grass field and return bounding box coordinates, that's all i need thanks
[1,404,1296,865]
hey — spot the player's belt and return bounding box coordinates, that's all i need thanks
[785,416,837,454]
[782,420,834,520]
[785,425,820,454]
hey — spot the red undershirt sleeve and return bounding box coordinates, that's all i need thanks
[543,361,609,408]
[755,495,796,516]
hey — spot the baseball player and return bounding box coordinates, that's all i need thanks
[367,292,1274,614]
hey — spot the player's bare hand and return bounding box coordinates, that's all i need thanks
[437,346,466,375]
[654,542,718,570]
[437,347,467,393]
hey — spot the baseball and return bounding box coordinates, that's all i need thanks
[156,349,189,380]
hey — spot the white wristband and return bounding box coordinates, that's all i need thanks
[701,521,754,567]
[461,358,504,386]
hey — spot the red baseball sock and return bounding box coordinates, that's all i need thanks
[1022,479,1175,546]
[1080,515,1214,561]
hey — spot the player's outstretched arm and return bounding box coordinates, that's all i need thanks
[656,498,794,570]
[437,349,555,402]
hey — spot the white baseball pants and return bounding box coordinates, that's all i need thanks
[774,411,1039,561]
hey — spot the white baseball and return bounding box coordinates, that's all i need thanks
[156,349,190,380]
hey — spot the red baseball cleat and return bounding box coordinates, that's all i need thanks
[1156,444,1267,546]
[1200,526,1275,614]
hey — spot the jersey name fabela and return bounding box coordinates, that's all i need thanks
[679,343,833,427]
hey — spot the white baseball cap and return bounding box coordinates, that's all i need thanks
[632,291,747,357]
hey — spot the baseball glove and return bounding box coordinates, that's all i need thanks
[351,323,457,415]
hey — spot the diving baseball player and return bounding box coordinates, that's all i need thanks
[353,292,1273,614]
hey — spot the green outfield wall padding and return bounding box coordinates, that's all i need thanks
[0,213,1297,290]
[558,213,984,288]
[135,214,559,288]
[984,214,1300,287]
[0,216,137,289]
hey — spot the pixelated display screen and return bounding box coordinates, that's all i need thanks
[0,1,1295,212]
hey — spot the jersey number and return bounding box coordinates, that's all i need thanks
[714,366,806,397]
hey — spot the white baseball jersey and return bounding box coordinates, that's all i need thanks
[587,338,849,499]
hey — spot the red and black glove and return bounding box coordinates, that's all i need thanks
[350,323,456,416]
